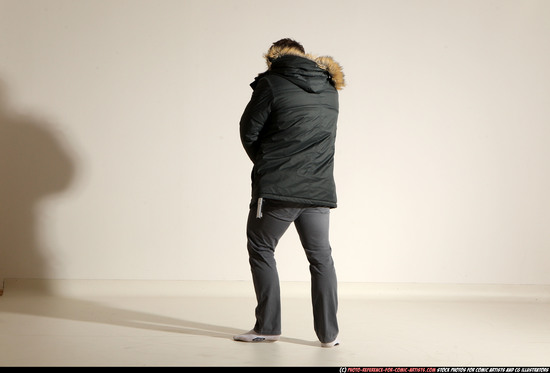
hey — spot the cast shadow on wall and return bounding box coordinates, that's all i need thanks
[0,79,76,290]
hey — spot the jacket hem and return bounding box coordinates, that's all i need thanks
[251,194,337,209]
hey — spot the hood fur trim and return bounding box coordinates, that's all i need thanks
[264,46,346,90]
[314,56,345,91]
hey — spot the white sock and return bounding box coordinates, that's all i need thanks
[321,340,340,347]
[233,329,281,342]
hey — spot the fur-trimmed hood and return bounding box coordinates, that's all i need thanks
[264,45,345,91]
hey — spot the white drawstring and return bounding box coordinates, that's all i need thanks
[256,197,264,218]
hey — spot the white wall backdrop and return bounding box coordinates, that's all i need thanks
[0,0,549,285]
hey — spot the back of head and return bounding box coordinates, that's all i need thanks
[265,38,306,67]
[269,38,305,55]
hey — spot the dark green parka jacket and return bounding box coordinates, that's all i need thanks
[240,46,345,209]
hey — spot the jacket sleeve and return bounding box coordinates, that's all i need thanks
[239,77,273,163]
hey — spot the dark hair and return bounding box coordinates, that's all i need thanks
[270,38,305,54]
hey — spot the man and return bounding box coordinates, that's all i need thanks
[234,38,345,347]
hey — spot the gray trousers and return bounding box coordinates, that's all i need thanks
[246,199,339,343]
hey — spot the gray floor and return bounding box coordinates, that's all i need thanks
[0,279,549,367]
